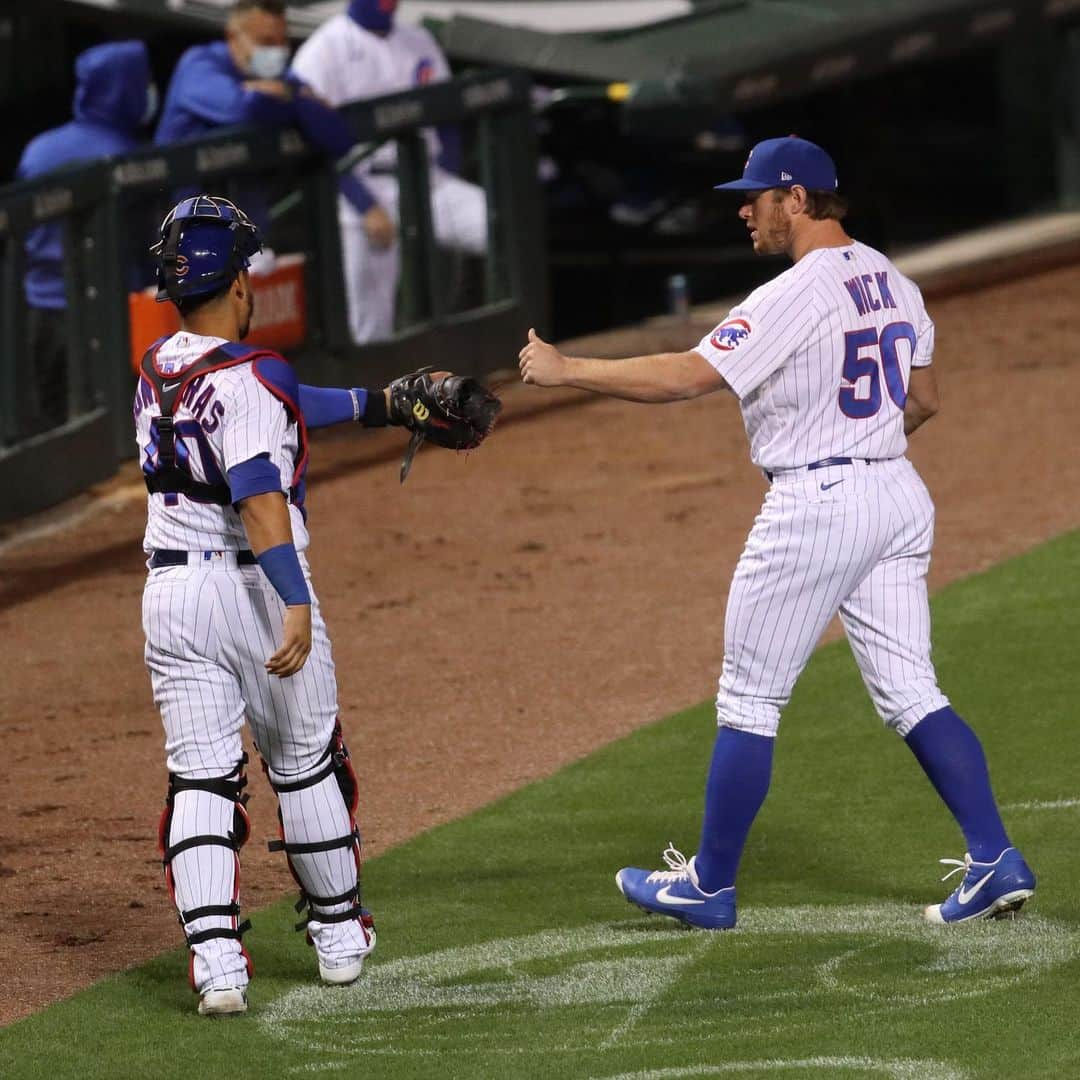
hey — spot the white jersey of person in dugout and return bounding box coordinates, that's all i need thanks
[290,3,487,343]
[694,239,950,738]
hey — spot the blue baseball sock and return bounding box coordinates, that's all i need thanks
[694,726,774,893]
[903,706,1011,863]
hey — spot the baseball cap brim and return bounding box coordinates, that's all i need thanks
[714,177,785,191]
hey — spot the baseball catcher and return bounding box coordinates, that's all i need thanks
[137,192,499,1017]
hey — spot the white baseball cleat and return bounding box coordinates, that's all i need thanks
[314,915,376,986]
[198,987,248,1016]
[319,956,367,985]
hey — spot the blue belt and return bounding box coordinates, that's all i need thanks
[150,549,256,568]
[765,457,871,482]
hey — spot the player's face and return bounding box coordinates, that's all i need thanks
[738,188,794,256]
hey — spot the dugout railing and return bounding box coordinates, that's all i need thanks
[0,69,546,523]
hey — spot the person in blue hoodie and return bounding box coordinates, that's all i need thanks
[15,40,154,434]
[156,0,379,251]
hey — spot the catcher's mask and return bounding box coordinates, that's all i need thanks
[151,194,262,304]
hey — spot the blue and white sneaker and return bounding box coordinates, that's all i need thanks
[923,846,1036,924]
[615,844,736,930]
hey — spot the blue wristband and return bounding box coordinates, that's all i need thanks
[255,543,311,606]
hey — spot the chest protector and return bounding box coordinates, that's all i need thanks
[140,344,253,505]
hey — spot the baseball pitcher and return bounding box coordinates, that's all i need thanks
[519,137,1035,930]
[137,195,498,1015]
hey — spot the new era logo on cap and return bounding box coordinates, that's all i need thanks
[714,136,838,193]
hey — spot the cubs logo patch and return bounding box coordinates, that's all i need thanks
[175,254,189,278]
[710,317,752,352]
[415,58,435,86]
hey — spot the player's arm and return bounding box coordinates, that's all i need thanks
[169,52,279,128]
[518,329,728,402]
[234,489,311,678]
[905,365,940,435]
[297,383,392,429]
[224,366,316,678]
[251,357,391,430]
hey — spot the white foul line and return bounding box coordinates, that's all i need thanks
[1001,798,1080,812]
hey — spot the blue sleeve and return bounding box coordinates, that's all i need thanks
[286,77,356,157]
[299,384,369,429]
[253,356,383,429]
[339,173,376,214]
[167,53,250,129]
[242,88,296,128]
[437,125,463,175]
[228,453,284,503]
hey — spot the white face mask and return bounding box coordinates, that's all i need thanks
[142,82,159,126]
[248,44,289,79]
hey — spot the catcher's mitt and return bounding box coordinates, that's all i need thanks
[387,369,501,482]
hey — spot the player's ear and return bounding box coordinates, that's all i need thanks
[787,185,808,215]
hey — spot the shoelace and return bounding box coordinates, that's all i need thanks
[938,853,973,883]
[644,843,692,885]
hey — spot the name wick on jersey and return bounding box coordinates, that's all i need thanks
[844,272,897,316]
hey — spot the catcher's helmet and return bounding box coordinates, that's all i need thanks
[150,194,262,304]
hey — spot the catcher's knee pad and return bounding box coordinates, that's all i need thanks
[264,722,369,935]
[158,754,252,959]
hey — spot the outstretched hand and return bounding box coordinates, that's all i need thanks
[519,328,570,387]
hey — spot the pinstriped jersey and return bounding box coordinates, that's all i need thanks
[695,240,934,470]
[134,332,309,554]
[290,14,450,224]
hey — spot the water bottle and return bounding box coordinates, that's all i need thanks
[668,273,689,320]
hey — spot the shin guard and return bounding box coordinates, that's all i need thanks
[158,755,253,992]
[264,723,374,960]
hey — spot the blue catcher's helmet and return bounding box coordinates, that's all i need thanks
[150,194,262,304]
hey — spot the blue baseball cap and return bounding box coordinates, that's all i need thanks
[714,136,838,192]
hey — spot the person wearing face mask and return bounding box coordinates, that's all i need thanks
[155,0,299,145]
[291,0,489,344]
[15,39,156,437]
[155,0,379,258]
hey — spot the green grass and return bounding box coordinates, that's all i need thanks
[4,532,1080,1080]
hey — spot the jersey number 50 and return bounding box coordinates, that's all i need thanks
[839,322,916,419]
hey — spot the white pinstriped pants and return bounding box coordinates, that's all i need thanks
[338,168,488,344]
[716,456,950,738]
[142,553,339,779]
